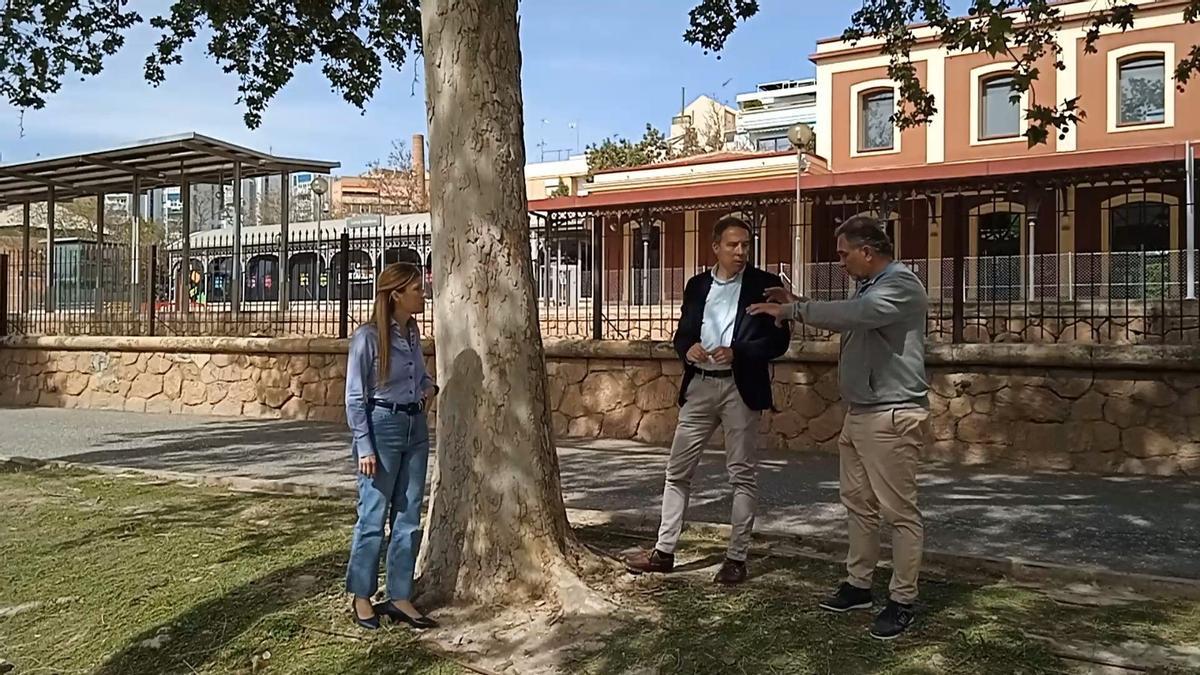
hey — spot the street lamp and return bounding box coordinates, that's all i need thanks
[788,123,814,296]
[310,176,329,301]
[311,176,328,208]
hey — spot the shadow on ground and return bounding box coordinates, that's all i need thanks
[8,408,1200,578]
[60,417,357,482]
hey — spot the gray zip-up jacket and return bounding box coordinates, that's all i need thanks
[782,261,928,412]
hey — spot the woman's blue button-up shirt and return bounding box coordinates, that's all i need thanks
[345,320,435,458]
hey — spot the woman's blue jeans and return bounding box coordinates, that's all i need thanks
[345,406,430,601]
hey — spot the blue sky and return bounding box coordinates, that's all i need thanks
[0,1,860,175]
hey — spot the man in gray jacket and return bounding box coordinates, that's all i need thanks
[748,215,929,641]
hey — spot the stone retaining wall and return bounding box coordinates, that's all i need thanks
[0,337,371,424]
[3,336,1199,476]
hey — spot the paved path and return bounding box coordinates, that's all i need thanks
[4,407,1200,579]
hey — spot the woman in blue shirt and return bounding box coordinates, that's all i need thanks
[345,262,439,630]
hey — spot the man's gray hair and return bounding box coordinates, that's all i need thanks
[835,215,894,257]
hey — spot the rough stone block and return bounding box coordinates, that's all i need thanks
[630,363,662,386]
[807,405,845,443]
[635,377,677,412]
[1103,397,1149,429]
[568,414,604,439]
[1071,390,1106,421]
[280,397,310,420]
[551,412,570,439]
[301,382,327,406]
[1122,427,1177,458]
[956,413,1008,445]
[601,405,641,440]
[1130,380,1179,408]
[212,397,244,417]
[129,373,164,400]
[580,371,635,414]
[635,410,677,444]
[1120,455,1180,476]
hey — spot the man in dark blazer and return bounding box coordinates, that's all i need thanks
[626,214,791,584]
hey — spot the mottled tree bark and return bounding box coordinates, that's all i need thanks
[416,0,585,605]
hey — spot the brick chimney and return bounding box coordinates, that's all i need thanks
[412,133,427,211]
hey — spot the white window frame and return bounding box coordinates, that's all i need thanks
[849,79,902,157]
[1107,43,1175,133]
[969,63,1029,146]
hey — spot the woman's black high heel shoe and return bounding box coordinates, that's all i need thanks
[375,602,439,629]
[352,602,381,630]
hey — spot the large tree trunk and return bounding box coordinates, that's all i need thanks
[416,0,584,606]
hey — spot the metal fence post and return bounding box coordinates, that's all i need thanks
[591,214,603,340]
[338,231,350,339]
[148,245,158,337]
[1186,140,1196,300]
[950,198,965,343]
[1,253,9,337]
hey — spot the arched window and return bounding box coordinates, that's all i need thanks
[1117,54,1166,126]
[1107,44,1173,132]
[859,89,895,152]
[979,74,1020,140]
[1110,199,1171,299]
[1101,192,1179,300]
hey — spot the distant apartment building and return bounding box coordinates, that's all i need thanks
[289,172,319,222]
[175,173,321,231]
[330,134,428,216]
[668,94,739,153]
[735,78,819,152]
[525,155,590,200]
[332,175,392,216]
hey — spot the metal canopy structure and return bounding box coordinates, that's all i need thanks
[0,132,339,205]
[1,132,341,317]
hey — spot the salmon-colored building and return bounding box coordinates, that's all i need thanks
[529,0,1198,344]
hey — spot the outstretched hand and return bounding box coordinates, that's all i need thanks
[763,286,798,304]
[747,302,789,327]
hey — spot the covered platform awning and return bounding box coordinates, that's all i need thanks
[0,132,339,205]
[0,132,342,316]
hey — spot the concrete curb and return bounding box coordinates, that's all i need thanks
[6,453,1200,599]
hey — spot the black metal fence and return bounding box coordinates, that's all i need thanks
[546,167,1200,344]
[2,166,1197,344]
[2,220,435,339]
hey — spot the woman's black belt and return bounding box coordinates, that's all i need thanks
[370,399,423,414]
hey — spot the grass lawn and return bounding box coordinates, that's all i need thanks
[1,465,1198,674]
[570,527,1200,674]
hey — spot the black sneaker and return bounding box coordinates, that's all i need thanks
[870,600,915,640]
[818,582,874,612]
[713,558,747,585]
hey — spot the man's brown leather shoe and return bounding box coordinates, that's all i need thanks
[713,558,747,585]
[625,548,674,574]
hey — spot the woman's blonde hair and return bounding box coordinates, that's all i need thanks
[371,262,423,383]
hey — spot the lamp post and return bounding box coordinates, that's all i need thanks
[311,176,329,301]
[1022,183,1044,301]
[787,122,815,297]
